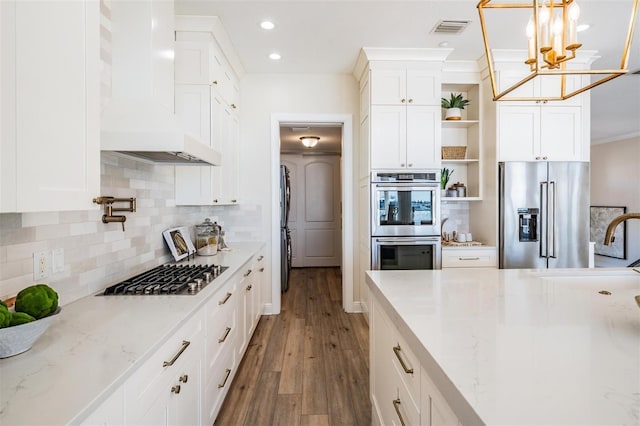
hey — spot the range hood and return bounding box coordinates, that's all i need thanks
[101,0,220,165]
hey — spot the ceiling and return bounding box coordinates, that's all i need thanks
[279,124,343,155]
[175,0,640,144]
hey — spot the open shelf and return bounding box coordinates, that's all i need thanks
[441,120,479,129]
[442,158,479,164]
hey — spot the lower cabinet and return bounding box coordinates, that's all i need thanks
[371,297,460,426]
[125,311,204,426]
[441,246,497,268]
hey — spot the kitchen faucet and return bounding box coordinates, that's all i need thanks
[603,212,640,246]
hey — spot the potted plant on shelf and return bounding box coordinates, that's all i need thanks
[441,93,470,121]
[441,167,453,197]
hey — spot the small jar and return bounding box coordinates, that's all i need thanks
[456,185,466,197]
[195,218,218,256]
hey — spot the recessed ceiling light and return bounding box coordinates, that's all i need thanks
[439,41,449,48]
[577,23,590,32]
[260,21,275,30]
[269,53,281,60]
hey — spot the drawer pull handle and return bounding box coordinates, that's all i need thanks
[257,255,264,261]
[218,368,232,388]
[179,374,188,383]
[244,269,253,277]
[163,340,190,367]
[459,257,481,261]
[392,398,406,426]
[218,292,232,305]
[218,327,232,343]
[171,385,181,394]
[392,344,414,374]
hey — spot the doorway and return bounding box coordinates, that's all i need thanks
[270,113,354,314]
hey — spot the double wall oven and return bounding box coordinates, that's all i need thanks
[371,171,441,270]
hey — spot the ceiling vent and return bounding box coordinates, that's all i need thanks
[431,20,471,35]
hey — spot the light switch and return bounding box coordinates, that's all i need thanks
[52,248,64,274]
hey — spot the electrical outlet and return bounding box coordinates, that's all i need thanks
[33,250,51,281]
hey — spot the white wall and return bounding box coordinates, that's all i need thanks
[590,136,640,266]
[238,73,359,310]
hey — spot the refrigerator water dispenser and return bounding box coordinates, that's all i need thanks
[518,208,538,242]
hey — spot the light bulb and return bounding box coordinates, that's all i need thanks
[539,3,550,24]
[526,16,535,38]
[568,1,580,21]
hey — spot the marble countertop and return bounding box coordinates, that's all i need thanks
[366,268,640,425]
[0,242,264,426]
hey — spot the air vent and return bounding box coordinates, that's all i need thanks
[431,20,470,34]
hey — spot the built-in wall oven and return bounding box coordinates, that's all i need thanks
[370,170,441,270]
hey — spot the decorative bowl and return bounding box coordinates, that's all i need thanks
[0,307,61,358]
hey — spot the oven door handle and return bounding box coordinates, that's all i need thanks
[375,237,440,244]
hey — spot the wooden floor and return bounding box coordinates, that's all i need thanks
[215,267,371,426]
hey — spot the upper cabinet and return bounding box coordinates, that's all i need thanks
[371,68,440,106]
[368,63,444,170]
[173,17,243,206]
[1,0,100,212]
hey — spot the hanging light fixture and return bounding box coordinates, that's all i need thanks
[300,136,320,148]
[477,0,639,101]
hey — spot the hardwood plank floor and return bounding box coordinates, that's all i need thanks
[215,267,371,426]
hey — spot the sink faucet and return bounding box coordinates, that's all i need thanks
[603,213,640,245]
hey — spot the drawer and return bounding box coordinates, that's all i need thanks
[205,345,237,424]
[207,277,237,325]
[388,377,420,426]
[442,247,496,268]
[205,304,236,375]
[126,310,203,416]
[391,332,421,407]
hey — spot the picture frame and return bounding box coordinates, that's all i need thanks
[590,206,626,259]
[162,226,196,261]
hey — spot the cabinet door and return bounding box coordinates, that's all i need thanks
[406,106,441,169]
[406,70,440,106]
[539,106,582,161]
[6,0,99,212]
[371,106,406,169]
[170,348,201,426]
[219,107,239,204]
[175,40,210,85]
[497,106,540,161]
[371,69,407,105]
[175,84,211,144]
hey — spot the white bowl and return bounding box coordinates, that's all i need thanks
[0,307,61,358]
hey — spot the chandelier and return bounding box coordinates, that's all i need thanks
[477,0,639,101]
[300,136,320,148]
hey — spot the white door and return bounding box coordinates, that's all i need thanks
[281,155,341,267]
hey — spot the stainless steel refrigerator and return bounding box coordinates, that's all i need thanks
[499,161,589,269]
[280,165,292,292]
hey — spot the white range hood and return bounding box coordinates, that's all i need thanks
[101,0,220,165]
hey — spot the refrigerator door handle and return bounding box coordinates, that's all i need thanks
[549,181,557,258]
[540,181,548,259]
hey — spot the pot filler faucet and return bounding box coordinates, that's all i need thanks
[93,196,137,231]
[603,212,640,309]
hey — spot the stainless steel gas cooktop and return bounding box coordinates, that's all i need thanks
[101,264,228,296]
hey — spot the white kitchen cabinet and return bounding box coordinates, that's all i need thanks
[441,246,497,268]
[371,69,440,106]
[371,295,461,426]
[237,261,258,358]
[0,0,100,213]
[370,105,441,170]
[79,386,124,426]
[126,311,203,426]
[497,104,582,162]
[203,275,238,425]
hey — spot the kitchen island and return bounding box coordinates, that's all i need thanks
[0,242,265,425]
[366,268,640,425]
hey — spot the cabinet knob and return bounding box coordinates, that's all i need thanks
[231,104,237,109]
[542,156,548,160]
[408,98,413,103]
[400,163,405,167]
[231,199,237,203]
[401,98,406,103]
[535,156,541,160]
[408,163,413,167]
[213,199,218,203]
[171,385,181,394]
[246,284,252,292]
[179,374,188,383]
[212,80,218,85]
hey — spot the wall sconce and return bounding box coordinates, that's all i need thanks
[93,197,136,231]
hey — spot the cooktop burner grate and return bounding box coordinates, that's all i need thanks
[101,264,228,295]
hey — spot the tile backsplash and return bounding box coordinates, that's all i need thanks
[441,201,470,235]
[0,153,262,305]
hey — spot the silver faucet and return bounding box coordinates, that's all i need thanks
[603,212,640,246]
